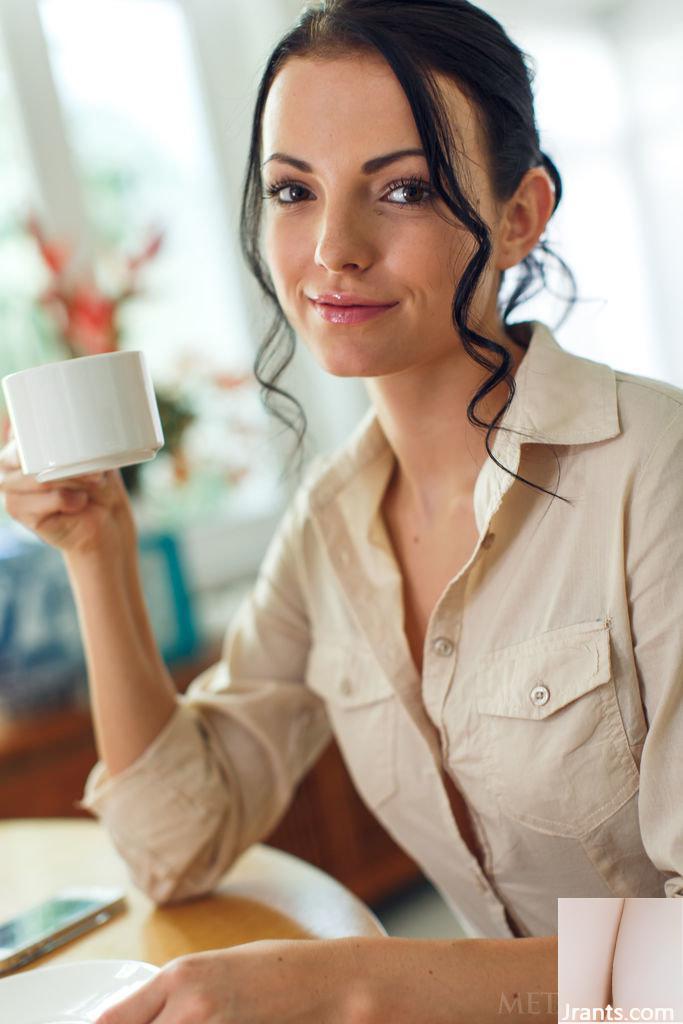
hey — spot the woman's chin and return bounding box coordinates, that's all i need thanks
[303,337,395,378]
[315,352,388,378]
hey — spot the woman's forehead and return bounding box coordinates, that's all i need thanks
[261,54,483,172]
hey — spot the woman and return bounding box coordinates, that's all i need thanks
[1,0,681,1020]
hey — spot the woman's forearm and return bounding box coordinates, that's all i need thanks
[342,934,558,1024]
[65,544,178,776]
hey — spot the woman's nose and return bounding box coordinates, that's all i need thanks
[313,205,375,273]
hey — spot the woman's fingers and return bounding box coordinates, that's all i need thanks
[0,438,20,479]
[0,432,118,495]
[3,485,92,529]
[55,472,107,489]
[0,465,106,493]
[95,973,167,1024]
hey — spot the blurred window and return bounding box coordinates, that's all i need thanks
[0,26,49,376]
[480,2,682,386]
[38,0,253,378]
[0,0,282,547]
[500,24,665,379]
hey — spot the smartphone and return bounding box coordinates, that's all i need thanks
[0,886,126,975]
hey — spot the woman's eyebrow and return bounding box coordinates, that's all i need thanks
[261,148,426,174]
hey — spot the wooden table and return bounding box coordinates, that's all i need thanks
[0,819,385,974]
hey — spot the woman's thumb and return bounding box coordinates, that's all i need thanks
[0,437,20,471]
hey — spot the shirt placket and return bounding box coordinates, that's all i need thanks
[420,535,495,873]
[313,447,525,934]
[418,443,522,899]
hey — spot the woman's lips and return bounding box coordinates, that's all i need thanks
[309,299,399,325]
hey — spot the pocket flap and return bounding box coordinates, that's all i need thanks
[475,620,612,720]
[305,642,394,708]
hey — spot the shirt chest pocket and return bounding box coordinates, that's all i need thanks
[305,642,398,808]
[474,620,639,838]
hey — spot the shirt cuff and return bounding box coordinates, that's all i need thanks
[78,701,239,903]
[79,702,190,814]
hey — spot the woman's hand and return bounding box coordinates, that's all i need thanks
[94,939,377,1024]
[91,934,559,1024]
[89,931,559,1024]
[0,434,138,561]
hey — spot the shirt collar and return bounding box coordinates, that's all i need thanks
[501,320,620,448]
[308,319,620,514]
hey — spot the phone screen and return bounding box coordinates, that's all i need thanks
[0,897,103,954]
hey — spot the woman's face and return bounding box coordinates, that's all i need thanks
[260,52,509,379]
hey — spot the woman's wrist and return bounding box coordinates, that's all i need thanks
[86,932,557,1023]
[331,934,558,1024]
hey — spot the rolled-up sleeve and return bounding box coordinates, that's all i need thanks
[80,466,332,904]
[625,401,683,897]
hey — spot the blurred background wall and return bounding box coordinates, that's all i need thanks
[0,0,681,645]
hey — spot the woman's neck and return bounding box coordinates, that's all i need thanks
[365,323,529,520]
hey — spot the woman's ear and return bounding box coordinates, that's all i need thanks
[496,166,556,271]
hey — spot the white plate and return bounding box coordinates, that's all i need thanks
[0,959,159,1022]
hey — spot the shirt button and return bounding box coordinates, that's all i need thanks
[529,683,550,706]
[433,637,454,657]
[482,532,495,549]
[339,677,353,697]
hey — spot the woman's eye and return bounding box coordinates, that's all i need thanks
[384,178,432,206]
[262,176,432,208]
[263,182,312,205]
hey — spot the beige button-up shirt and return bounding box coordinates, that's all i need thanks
[82,320,683,939]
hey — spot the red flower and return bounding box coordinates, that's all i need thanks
[26,213,71,276]
[66,284,119,356]
[25,214,165,358]
[213,371,252,390]
[127,228,165,275]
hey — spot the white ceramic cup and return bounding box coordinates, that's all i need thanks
[1,351,164,482]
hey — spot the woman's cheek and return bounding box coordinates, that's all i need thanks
[263,221,301,312]
[262,218,286,277]
[387,225,452,297]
